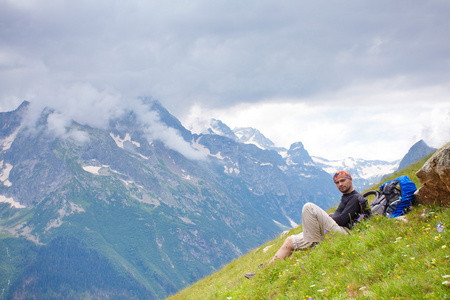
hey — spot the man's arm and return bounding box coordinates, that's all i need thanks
[330,199,346,217]
[331,197,361,227]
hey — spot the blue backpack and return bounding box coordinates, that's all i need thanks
[363,175,417,218]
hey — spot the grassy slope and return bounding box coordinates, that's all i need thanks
[168,156,450,299]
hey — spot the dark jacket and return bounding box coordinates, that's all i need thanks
[331,190,367,229]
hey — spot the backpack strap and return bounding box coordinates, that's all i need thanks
[358,191,374,219]
[365,190,388,216]
[363,190,379,199]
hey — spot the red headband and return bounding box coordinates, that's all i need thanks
[333,170,352,182]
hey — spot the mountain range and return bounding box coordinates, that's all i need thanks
[0,100,433,299]
[206,119,406,191]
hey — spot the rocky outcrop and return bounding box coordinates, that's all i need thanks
[415,143,450,206]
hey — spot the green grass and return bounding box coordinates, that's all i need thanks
[168,155,450,299]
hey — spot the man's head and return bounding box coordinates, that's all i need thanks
[333,170,354,194]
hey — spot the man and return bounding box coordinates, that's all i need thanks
[245,170,368,278]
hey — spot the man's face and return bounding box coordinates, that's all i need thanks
[334,177,353,194]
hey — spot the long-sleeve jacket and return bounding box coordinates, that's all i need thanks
[330,190,367,229]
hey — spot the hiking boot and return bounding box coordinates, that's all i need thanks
[244,263,265,279]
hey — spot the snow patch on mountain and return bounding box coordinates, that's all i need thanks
[286,216,299,228]
[120,178,145,190]
[358,164,398,180]
[1,126,21,151]
[224,165,240,175]
[135,152,150,160]
[272,219,289,230]
[233,127,275,150]
[179,216,195,225]
[278,151,288,158]
[110,132,141,148]
[0,195,25,208]
[191,137,210,153]
[192,137,227,160]
[207,119,237,140]
[0,161,13,187]
[299,173,313,178]
[82,165,110,175]
[312,157,342,173]
[286,157,298,166]
[182,174,192,180]
[278,166,288,172]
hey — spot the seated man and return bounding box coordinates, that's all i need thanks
[245,170,369,278]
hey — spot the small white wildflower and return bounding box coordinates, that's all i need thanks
[443,275,450,278]
[410,257,415,260]
[310,284,316,287]
[317,289,325,292]
[442,281,450,285]
[359,286,367,291]
[227,297,232,299]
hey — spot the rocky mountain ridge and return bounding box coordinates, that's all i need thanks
[203,118,404,191]
[0,100,338,299]
[397,139,436,171]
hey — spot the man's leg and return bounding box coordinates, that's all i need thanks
[302,202,349,243]
[268,236,294,264]
[268,231,315,264]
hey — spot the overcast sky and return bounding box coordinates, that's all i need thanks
[1,0,449,161]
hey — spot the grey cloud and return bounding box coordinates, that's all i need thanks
[1,0,449,117]
[19,83,205,160]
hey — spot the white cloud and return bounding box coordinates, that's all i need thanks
[46,112,71,137]
[131,103,206,161]
[183,84,450,161]
[16,83,206,160]
[66,129,90,144]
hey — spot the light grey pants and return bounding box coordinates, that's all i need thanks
[291,202,350,250]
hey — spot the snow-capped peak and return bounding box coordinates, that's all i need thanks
[233,127,275,150]
[205,119,238,141]
[312,156,400,190]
